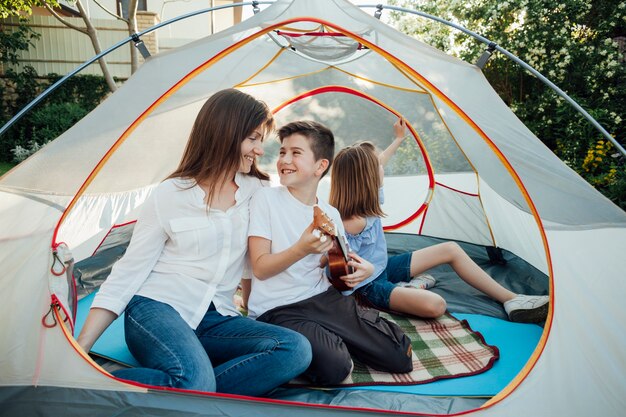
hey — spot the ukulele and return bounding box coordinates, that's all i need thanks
[313,205,354,292]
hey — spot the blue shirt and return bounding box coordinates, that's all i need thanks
[344,189,388,294]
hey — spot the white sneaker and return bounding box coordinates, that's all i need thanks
[504,294,549,323]
[399,274,436,290]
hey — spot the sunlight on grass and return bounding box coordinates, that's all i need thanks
[0,162,16,176]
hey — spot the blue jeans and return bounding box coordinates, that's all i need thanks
[357,252,413,309]
[113,295,312,396]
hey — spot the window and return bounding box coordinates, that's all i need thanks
[117,0,148,19]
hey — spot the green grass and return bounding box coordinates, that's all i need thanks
[0,162,16,176]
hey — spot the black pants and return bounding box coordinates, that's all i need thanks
[257,288,413,385]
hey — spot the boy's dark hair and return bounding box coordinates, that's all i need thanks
[278,120,335,177]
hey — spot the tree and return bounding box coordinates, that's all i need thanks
[0,0,58,18]
[89,0,142,73]
[42,0,118,92]
[388,0,626,209]
[0,1,113,162]
[1,0,117,92]
[0,20,40,66]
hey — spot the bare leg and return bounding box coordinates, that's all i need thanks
[389,287,447,318]
[409,242,516,304]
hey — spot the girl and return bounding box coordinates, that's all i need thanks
[328,118,549,323]
[77,89,311,396]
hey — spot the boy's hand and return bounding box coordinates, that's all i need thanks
[393,117,407,140]
[340,252,375,288]
[295,222,334,256]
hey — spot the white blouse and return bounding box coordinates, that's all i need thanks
[91,173,264,329]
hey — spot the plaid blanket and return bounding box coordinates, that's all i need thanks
[292,312,499,387]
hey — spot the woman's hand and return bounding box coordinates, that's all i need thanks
[340,252,375,288]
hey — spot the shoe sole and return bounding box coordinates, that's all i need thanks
[508,302,549,323]
[400,283,435,290]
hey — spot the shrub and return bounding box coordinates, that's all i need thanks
[389,0,626,210]
[0,19,110,163]
[1,73,110,162]
[10,102,89,162]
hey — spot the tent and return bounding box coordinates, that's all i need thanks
[1,0,625,415]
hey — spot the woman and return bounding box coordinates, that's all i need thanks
[77,89,312,396]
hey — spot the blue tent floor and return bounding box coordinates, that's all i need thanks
[75,292,543,398]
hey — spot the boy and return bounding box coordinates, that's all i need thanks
[246,121,413,385]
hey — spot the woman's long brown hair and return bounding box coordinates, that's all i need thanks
[168,89,274,205]
[329,143,385,220]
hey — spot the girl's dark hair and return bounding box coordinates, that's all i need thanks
[168,89,274,204]
[329,143,385,219]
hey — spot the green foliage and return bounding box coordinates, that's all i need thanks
[0,0,59,18]
[0,9,111,163]
[45,73,110,109]
[0,72,110,162]
[11,102,89,162]
[386,140,427,175]
[3,66,39,109]
[580,139,626,206]
[388,0,626,209]
[0,161,15,176]
[0,21,40,65]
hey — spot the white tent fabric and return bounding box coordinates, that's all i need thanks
[1,0,625,415]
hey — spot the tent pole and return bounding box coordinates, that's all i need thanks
[359,4,626,158]
[131,33,151,59]
[0,1,274,138]
[475,42,497,69]
[3,1,623,158]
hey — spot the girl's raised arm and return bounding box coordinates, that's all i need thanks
[379,117,408,167]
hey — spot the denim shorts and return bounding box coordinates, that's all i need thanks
[356,252,413,309]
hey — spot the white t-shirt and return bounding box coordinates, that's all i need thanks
[247,186,346,319]
[92,174,265,329]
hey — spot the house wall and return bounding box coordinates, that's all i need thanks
[55,0,243,51]
[0,1,243,79]
[1,15,132,79]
